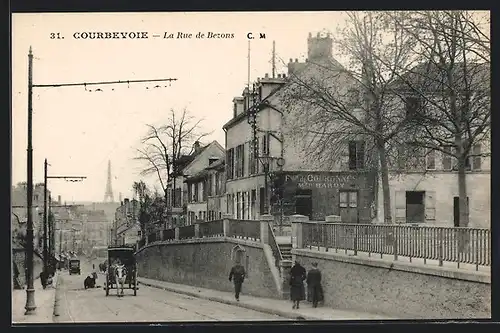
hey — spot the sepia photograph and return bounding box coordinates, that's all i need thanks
[10,10,491,324]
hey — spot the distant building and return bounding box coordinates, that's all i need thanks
[166,140,225,227]
[113,198,140,246]
[206,159,227,221]
[11,183,49,253]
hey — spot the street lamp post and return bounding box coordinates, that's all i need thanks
[25,46,36,315]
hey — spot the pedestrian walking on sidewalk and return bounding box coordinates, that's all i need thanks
[290,261,306,309]
[306,262,323,308]
[229,260,246,301]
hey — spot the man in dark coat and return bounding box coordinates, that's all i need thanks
[306,262,323,308]
[229,260,246,301]
[289,261,306,309]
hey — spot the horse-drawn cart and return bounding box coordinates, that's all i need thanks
[103,245,138,297]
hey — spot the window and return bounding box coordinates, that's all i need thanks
[426,149,436,170]
[236,192,241,219]
[262,133,269,158]
[442,146,452,170]
[249,140,258,175]
[234,144,245,178]
[472,143,482,170]
[194,183,199,202]
[251,189,257,219]
[349,192,358,208]
[348,140,365,170]
[226,148,234,180]
[207,175,213,197]
[202,180,207,201]
[405,96,422,117]
[339,192,348,208]
[242,192,247,220]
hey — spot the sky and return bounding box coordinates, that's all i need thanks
[12,11,349,202]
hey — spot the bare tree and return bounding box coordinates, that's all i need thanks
[387,11,491,237]
[280,11,419,224]
[135,108,212,206]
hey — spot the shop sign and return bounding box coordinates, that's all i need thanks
[285,173,357,189]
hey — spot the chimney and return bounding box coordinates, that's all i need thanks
[232,96,245,117]
[193,141,201,153]
[307,31,333,61]
[58,195,61,205]
[287,58,306,76]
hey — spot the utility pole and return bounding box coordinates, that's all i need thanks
[21,47,178,315]
[43,159,48,272]
[272,41,276,79]
[25,46,36,315]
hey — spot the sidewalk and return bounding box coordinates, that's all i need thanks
[12,273,58,324]
[138,277,393,321]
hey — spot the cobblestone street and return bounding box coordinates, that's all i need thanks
[55,264,288,322]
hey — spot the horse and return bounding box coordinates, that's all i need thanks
[114,265,127,297]
[84,272,98,289]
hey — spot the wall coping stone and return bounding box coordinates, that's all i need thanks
[292,248,490,284]
[135,236,263,255]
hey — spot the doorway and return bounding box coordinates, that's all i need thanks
[453,196,469,227]
[295,189,312,219]
[339,190,359,223]
[406,191,425,223]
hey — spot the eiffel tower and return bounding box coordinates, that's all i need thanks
[104,160,114,202]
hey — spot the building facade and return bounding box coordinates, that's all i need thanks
[11,183,49,253]
[223,32,375,222]
[174,140,225,225]
[206,159,227,221]
[113,198,140,245]
[184,158,227,223]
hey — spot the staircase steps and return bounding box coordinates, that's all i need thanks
[278,243,293,261]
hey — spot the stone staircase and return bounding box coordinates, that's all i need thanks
[278,243,293,261]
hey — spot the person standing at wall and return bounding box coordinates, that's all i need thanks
[290,260,306,309]
[306,262,323,308]
[229,260,246,301]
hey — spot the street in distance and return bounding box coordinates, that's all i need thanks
[50,31,265,40]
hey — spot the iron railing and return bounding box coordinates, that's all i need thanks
[303,223,491,270]
[227,219,260,241]
[162,228,176,241]
[178,224,196,240]
[268,222,283,270]
[147,232,157,244]
[199,219,224,238]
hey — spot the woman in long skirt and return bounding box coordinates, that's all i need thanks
[289,261,306,309]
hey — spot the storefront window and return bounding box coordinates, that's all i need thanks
[340,192,348,208]
[349,192,358,208]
